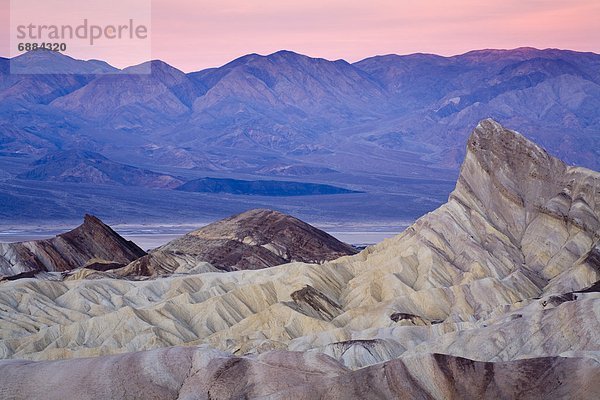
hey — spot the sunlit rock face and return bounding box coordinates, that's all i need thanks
[0,120,598,398]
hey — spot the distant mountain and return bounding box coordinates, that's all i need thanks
[184,50,388,151]
[255,164,338,176]
[175,177,360,196]
[1,48,600,222]
[0,51,117,104]
[0,214,145,277]
[17,150,183,188]
[353,47,600,168]
[50,60,204,127]
[9,50,118,75]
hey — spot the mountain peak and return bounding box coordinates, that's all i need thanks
[121,208,358,274]
[32,150,108,165]
[10,50,118,74]
[82,213,107,229]
[13,49,74,63]
[455,47,565,64]
[0,214,145,277]
[61,215,146,261]
[269,50,304,59]
[466,119,565,179]
[452,119,589,244]
[178,207,358,269]
[123,59,184,75]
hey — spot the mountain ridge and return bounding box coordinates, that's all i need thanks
[1,48,600,222]
[0,214,146,277]
[16,149,184,188]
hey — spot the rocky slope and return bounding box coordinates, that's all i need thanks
[0,215,146,277]
[118,208,358,276]
[0,120,598,397]
[1,346,598,400]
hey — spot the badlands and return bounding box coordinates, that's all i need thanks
[0,119,599,399]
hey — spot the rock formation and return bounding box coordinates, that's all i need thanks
[1,346,598,400]
[0,215,146,277]
[0,120,598,398]
[117,208,358,276]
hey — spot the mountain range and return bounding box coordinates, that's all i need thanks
[1,48,599,224]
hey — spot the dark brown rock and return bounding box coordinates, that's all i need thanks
[0,214,146,277]
[119,209,357,276]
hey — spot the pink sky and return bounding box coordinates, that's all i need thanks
[2,0,600,72]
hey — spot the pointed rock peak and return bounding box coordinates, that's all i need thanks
[467,119,566,176]
[456,119,571,213]
[63,214,146,259]
[0,214,145,277]
[82,214,107,228]
[69,214,126,241]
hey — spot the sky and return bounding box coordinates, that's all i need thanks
[1,0,600,72]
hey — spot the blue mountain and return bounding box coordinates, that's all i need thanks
[1,47,599,222]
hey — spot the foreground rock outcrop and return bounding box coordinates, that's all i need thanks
[0,215,146,278]
[117,208,358,276]
[0,120,598,398]
[1,346,598,400]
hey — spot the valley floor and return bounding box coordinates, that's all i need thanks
[0,223,410,250]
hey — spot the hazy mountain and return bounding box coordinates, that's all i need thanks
[1,48,600,222]
[353,47,600,168]
[17,150,183,188]
[183,50,388,151]
[9,50,118,75]
[50,60,204,127]
[0,51,117,104]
